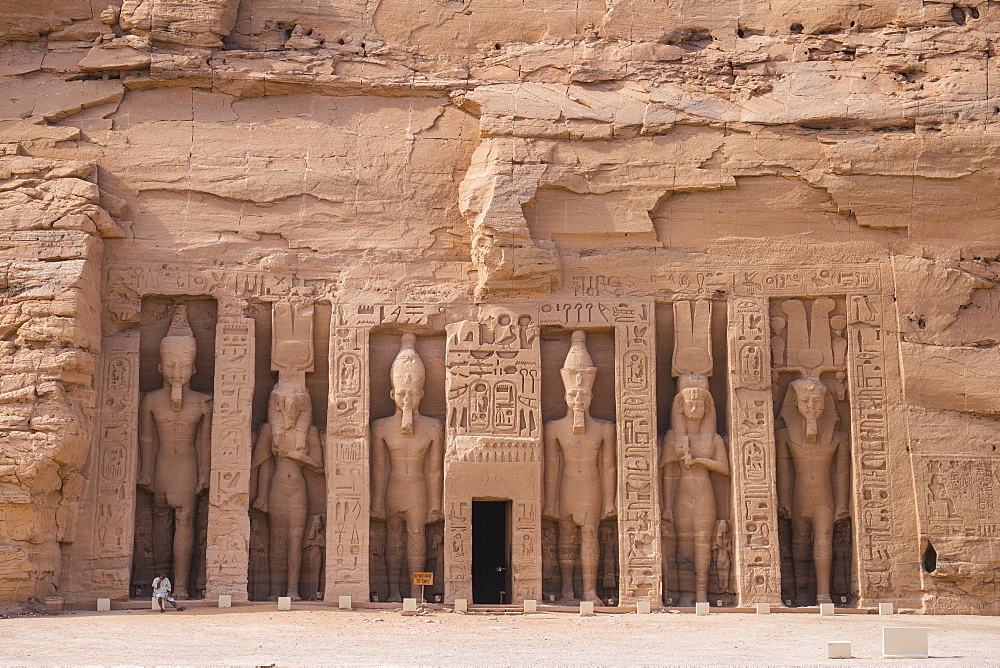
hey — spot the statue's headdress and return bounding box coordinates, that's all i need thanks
[560,330,597,392]
[160,304,197,363]
[391,334,425,435]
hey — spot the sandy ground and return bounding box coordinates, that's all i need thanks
[0,606,996,666]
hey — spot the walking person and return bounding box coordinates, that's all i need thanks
[152,571,187,613]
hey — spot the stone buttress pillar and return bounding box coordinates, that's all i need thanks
[726,296,783,606]
[204,301,255,601]
[613,301,661,606]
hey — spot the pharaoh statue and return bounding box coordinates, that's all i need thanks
[660,374,730,605]
[543,330,616,603]
[371,333,445,602]
[251,380,324,600]
[776,377,850,605]
[138,304,212,599]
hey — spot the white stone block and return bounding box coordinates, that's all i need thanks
[277,596,291,611]
[96,598,111,612]
[879,602,895,615]
[403,598,418,611]
[218,595,232,608]
[151,597,158,611]
[454,598,468,613]
[820,603,835,616]
[756,602,770,615]
[828,641,852,659]
[636,601,651,614]
[523,599,537,613]
[883,627,928,659]
[580,601,595,616]
[695,602,710,616]
[338,595,352,610]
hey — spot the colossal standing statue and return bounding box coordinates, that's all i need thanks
[138,304,212,599]
[251,381,324,600]
[776,377,850,605]
[543,330,616,603]
[660,375,730,605]
[371,334,445,602]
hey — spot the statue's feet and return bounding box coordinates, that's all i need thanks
[677,594,695,607]
[583,592,602,605]
[387,593,402,603]
[288,590,302,602]
[174,588,189,600]
[559,590,576,605]
[267,595,279,602]
[817,594,833,605]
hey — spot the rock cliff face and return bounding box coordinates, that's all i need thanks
[0,0,997,611]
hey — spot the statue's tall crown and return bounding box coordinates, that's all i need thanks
[560,330,597,391]
[160,304,197,361]
[391,333,426,389]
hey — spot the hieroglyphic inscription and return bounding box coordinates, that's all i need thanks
[727,297,782,605]
[613,301,660,604]
[446,308,540,439]
[90,331,140,598]
[446,499,471,600]
[205,308,254,601]
[105,263,334,300]
[846,295,895,598]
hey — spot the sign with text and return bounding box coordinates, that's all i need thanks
[412,572,434,586]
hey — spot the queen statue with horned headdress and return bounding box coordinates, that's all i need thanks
[371,333,445,602]
[543,330,616,603]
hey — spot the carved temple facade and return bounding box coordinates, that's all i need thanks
[53,256,931,612]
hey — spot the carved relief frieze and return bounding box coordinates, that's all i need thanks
[104,263,336,301]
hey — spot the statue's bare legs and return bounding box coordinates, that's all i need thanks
[385,507,428,602]
[558,519,601,603]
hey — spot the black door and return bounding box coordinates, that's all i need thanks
[472,500,510,604]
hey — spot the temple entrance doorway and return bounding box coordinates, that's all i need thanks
[472,500,511,604]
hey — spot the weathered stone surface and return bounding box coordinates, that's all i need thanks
[0,0,998,615]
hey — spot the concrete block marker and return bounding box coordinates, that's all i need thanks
[820,603,835,616]
[523,599,537,613]
[580,601,595,616]
[277,597,291,611]
[636,601,651,614]
[883,628,928,659]
[96,598,111,612]
[402,598,419,615]
[454,598,468,613]
[695,602,710,616]
[756,602,770,615]
[151,597,158,611]
[218,595,232,608]
[879,602,895,615]
[828,641,852,659]
[338,595,352,610]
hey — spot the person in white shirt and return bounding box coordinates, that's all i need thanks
[152,571,186,612]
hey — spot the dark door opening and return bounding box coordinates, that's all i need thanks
[472,500,510,604]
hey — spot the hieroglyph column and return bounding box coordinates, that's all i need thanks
[324,317,371,601]
[205,303,255,601]
[846,294,918,605]
[726,297,783,606]
[87,330,141,600]
[614,302,661,605]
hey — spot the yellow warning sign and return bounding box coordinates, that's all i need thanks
[412,572,434,586]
